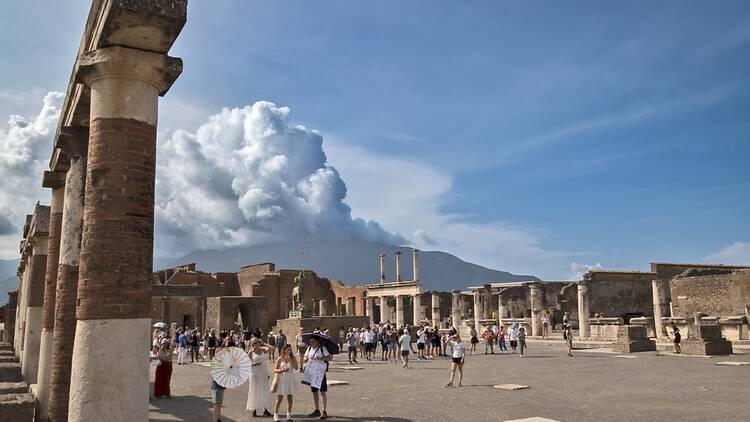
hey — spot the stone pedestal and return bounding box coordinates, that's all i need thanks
[612,325,656,353]
[288,310,314,319]
[682,324,733,356]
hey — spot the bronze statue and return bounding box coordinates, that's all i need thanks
[291,271,305,311]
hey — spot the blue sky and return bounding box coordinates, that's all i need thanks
[1,1,749,279]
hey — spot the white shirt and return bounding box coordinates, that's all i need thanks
[364,331,375,343]
[509,328,518,341]
[305,345,330,360]
[451,341,465,358]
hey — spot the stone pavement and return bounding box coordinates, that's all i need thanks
[148,343,750,422]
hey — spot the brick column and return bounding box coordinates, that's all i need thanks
[431,293,440,328]
[22,235,48,384]
[68,46,182,422]
[48,142,86,422]
[395,251,402,282]
[577,282,590,339]
[451,290,461,329]
[395,295,404,328]
[195,298,204,331]
[412,294,422,325]
[37,177,65,420]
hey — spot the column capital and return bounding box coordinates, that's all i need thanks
[56,126,89,159]
[42,170,67,189]
[77,46,182,97]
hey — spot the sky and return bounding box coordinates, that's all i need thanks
[1,1,749,280]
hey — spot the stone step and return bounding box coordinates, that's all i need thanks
[0,356,20,364]
[0,363,23,383]
[0,344,13,352]
[0,393,35,422]
[0,383,28,395]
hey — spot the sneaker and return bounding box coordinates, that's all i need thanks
[444,382,453,387]
[320,411,328,420]
[274,414,279,421]
[252,410,258,417]
[286,413,293,421]
[308,410,321,418]
[263,410,273,417]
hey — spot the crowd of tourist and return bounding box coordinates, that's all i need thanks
[150,320,565,421]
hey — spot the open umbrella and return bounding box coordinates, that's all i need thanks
[308,332,340,355]
[153,322,167,329]
[210,347,252,389]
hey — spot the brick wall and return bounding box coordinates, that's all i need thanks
[585,272,655,318]
[27,253,47,307]
[670,269,750,317]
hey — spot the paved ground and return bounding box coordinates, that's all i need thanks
[148,343,750,422]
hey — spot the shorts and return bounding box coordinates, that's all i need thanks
[311,375,328,393]
[366,343,375,352]
[451,357,463,364]
[470,337,479,344]
[674,334,681,344]
[388,343,397,352]
[417,343,425,350]
[211,388,224,405]
[510,340,518,348]
[348,346,357,352]
[401,350,410,357]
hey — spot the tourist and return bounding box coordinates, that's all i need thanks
[416,326,426,359]
[671,323,681,354]
[253,326,262,340]
[346,328,358,363]
[441,331,450,356]
[190,329,203,363]
[508,324,518,353]
[364,326,376,361]
[444,333,465,387]
[276,329,287,357]
[273,344,298,421]
[563,323,573,356]
[268,331,277,362]
[398,328,412,368]
[542,313,550,339]
[208,329,218,360]
[482,326,495,355]
[497,326,507,353]
[247,339,274,417]
[379,325,390,361]
[295,328,307,372]
[202,331,210,359]
[177,329,188,365]
[304,334,332,420]
[388,325,398,362]
[469,326,479,355]
[338,327,346,352]
[357,328,366,358]
[518,326,527,357]
[431,327,442,356]
[211,377,226,422]
[563,311,570,326]
[153,339,173,399]
[224,330,236,348]
[152,328,161,355]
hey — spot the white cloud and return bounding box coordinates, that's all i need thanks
[566,262,604,281]
[154,101,404,255]
[703,242,750,265]
[0,91,62,257]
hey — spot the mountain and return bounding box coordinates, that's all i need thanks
[0,259,20,305]
[154,239,540,291]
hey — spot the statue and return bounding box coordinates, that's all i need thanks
[291,271,305,311]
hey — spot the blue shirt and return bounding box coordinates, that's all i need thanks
[178,334,187,347]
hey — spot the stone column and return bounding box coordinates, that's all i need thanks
[482,284,492,319]
[160,297,170,324]
[379,254,386,283]
[451,290,461,329]
[22,234,48,385]
[343,297,353,316]
[413,294,422,325]
[68,46,182,422]
[318,299,327,316]
[395,251,402,282]
[195,298,204,331]
[411,249,419,282]
[48,142,87,422]
[473,289,482,331]
[652,279,668,339]
[365,297,374,324]
[381,297,392,323]
[395,295,404,328]
[529,283,542,337]
[5,291,18,345]
[431,293,440,328]
[15,260,28,358]
[498,292,509,322]
[37,177,65,420]
[577,282,590,339]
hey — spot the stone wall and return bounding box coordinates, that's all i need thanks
[330,282,364,316]
[204,297,268,332]
[670,269,750,317]
[585,271,655,320]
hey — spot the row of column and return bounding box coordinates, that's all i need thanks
[364,293,439,327]
[12,45,182,421]
[378,249,420,283]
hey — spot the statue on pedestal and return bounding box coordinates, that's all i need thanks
[291,271,305,312]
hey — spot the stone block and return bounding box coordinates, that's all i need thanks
[681,339,733,356]
[0,393,35,422]
[611,325,656,353]
[688,324,723,341]
[0,363,23,382]
[0,382,28,394]
[715,361,750,366]
[494,384,529,390]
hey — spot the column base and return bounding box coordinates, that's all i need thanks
[21,307,43,384]
[68,318,151,422]
[35,328,53,421]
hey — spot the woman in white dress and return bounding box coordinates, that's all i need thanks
[272,344,298,421]
[247,339,273,417]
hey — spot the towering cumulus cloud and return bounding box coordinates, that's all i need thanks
[0,92,63,255]
[155,101,403,254]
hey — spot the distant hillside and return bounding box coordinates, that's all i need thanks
[0,259,19,305]
[154,239,539,291]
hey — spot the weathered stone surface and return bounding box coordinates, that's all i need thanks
[0,382,28,394]
[715,361,750,366]
[0,363,23,382]
[504,418,561,422]
[494,384,530,390]
[340,366,364,370]
[0,393,35,422]
[612,325,656,353]
[327,380,349,386]
[682,324,733,356]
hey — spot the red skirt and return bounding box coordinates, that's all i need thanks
[154,360,173,397]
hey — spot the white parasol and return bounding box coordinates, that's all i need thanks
[210,347,252,389]
[153,322,167,329]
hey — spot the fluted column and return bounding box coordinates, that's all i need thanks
[431,293,440,328]
[529,283,543,336]
[395,251,402,282]
[577,282,590,339]
[379,254,386,283]
[473,289,482,331]
[22,231,48,384]
[37,177,65,420]
[411,249,419,282]
[451,290,461,329]
[345,297,355,316]
[365,297,374,324]
[412,294,422,325]
[68,46,182,422]
[395,295,404,328]
[652,279,668,339]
